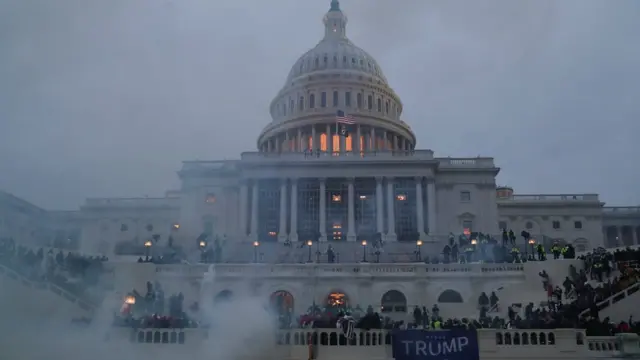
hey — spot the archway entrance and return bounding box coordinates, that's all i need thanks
[380,290,407,313]
[214,290,233,304]
[270,290,295,315]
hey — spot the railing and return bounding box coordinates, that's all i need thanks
[154,262,529,279]
[502,194,600,201]
[603,206,640,213]
[240,150,435,162]
[0,263,95,312]
[579,281,640,317]
[83,197,179,207]
[105,327,638,357]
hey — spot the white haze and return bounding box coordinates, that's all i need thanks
[0,279,278,360]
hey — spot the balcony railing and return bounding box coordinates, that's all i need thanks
[501,194,600,201]
[83,197,179,208]
[104,328,638,358]
[603,206,640,213]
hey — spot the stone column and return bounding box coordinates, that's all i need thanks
[347,178,356,241]
[311,125,317,151]
[415,177,426,240]
[278,179,288,242]
[356,125,362,153]
[290,178,298,242]
[296,128,302,151]
[371,128,376,151]
[319,178,327,242]
[427,179,437,236]
[617,226,623,246]
[386,177,397,241]
[284,132,290,152]
[249,181,259,241]
[326,124,333,154]
[239,180,249,238]
[375,177,384,236]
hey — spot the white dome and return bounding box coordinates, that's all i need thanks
[284,2,388,86]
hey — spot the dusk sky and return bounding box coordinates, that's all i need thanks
[1,0,639,210]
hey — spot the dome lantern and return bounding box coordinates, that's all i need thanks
[323,1,347,39]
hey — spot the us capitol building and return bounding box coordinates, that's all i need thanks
[1,0,639,258]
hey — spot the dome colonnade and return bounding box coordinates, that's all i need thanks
[257,0,416,154]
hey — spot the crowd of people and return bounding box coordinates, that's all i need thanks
[114,280,199,329]
[0,238,108,303]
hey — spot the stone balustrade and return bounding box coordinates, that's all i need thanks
[501,194,600,201]
[153,262,528,279]
[104,328,639,359]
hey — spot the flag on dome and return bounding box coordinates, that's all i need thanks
[336,110,355,124]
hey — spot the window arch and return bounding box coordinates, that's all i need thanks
[381,290,407,313]
[438,289,463,303]
[270,290,295,315]
[309,93,315,109]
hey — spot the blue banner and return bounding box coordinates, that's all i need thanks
[392,330,479,360]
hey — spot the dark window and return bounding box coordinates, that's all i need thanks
[460,191,471,202]
[356,93,363,108]
[498,221,507,230]
[552,221,561,229]
[298,96,304,111]
[377,98,382,112]
[321,92,327,107]
[314,58,319,68]
[367,95,373,110]
[309,94,315,109]
[385,101,389,114]
[345,92,352,107]
[574,221,583,229]
[332,91,339,107]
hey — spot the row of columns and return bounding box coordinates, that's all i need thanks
[238,177,437,242]
[605,225,640,246]
[261,124,413,154]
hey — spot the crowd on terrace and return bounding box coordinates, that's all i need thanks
[0,238,108,303]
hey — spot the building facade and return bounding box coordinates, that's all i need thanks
[1,1,639,256]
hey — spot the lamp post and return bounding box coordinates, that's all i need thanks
[253,241,260,263]
[415,240,423,262]
[528,239,536,255]
[306,240,313,262]
[144,240,152,260]
[361,240,367,262]
[198,240,207,263]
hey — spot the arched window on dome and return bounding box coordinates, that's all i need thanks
[332,91,339,107]
[314,57,319,69]
[321,92,327,107]
[377,98,382,112]
[309,94,315,109]
[345,92,351,107]
[298,96,304,111]
[323,56,328,67]
[290,99,294,113]
[282,102,287,116]
[333,55,337,66]
[385,101,390,114]
[367,95,373,110]
[356,93,363,108]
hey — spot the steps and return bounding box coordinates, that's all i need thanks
[0,263,94,319]
[581,281,640,321]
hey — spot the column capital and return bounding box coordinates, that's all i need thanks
[375,176,383,183]
[425,177,436,184]
[289,177,299,183]
[318,177,327,183]
[414,176,425,182]
[346,177,355,183]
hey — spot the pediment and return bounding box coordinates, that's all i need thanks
[457,212,475,219]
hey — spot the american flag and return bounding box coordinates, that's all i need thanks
[336,110,355,124]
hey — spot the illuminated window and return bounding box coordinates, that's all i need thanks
[332,134,340,152]
[346,135,352,151]
[360,135,365,153]
[396,194,407,201]
[320,133,327,151]
[331,194,341,202]
[307,135,313,150]
[332,224,342,229]
[205,193,216,204]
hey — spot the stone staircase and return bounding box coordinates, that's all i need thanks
[0,263,95,318]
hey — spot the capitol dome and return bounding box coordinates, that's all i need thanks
[257,0,415,153]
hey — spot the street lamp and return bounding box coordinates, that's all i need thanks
[199,240,207,249]
[253,241,260,263]
[124,295,136,305]
[144,240,152,259]
[471,239,478,245]
[361,240,367,262]
[416,240,423,261]
[528,238,536,254]
[307,240,313,262]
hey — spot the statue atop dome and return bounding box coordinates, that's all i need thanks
[329,0,341,12]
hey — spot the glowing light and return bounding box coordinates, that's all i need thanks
[144,240,152,248]
[396,194,407,201]
[253,241,260,247]
[332,194,341,202]
[416,240,423,246]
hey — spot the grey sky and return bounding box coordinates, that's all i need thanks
[1,0,638,210]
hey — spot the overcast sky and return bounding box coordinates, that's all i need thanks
[1,0,639,210]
